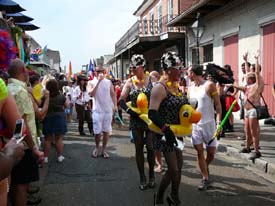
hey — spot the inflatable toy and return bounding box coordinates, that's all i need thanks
[126,92,148,114]
[0,78,8,101]
[140,104,201,136]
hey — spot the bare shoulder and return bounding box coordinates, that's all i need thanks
[206,80,217,91]
[151,82,166,98]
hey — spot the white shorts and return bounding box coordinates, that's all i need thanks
[191,121,217,147]
[244,108,257,119]
[92,111,113,134]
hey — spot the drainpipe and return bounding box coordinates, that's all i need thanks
[185,27,189,67]
[120,54,124,80]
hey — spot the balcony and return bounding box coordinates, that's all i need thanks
[115,14,184,55]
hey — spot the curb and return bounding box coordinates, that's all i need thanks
[217,143,275,176]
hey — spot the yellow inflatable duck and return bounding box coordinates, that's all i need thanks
[139,104,201,136]
[126,92,148,114]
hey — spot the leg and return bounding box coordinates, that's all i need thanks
[75,104,85,135]
[145,131,155,184]
[44,134,53,159]
[55,134,64,157]
[157,150,182,204]
[84,110,93,135]
[92,134,101,158]
[194,143,209,180]
[91,111,102,158]
[11,183,28,206]
[249,118,260,152]
[206,146,216,173]
[102,132,110,158]
[0,178,8,206]
[154,151,162,173]
[132,129,146,187]
[245,118,253,149]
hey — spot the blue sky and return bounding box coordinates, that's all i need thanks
[18,0,141,73]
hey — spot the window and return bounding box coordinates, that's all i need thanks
[158,4,162,33]
[168,0,173,21]
[150,12,154,34]
[143,17,148,34]
[202,44,213,63]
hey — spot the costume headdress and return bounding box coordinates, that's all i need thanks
[161,51,183,70]
[205,63,234,84]
[130,54,146,68]
[0,29,17,71]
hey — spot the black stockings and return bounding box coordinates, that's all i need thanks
[132,129,155,183]
[157,150,183,203]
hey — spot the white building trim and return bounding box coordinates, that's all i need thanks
[220,26,240,39]
[258,13,275,27]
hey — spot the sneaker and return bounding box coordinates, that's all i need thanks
[198,179,210,191]
[249,151,262,160]
[57,155,65,162]
[44,157,48,163]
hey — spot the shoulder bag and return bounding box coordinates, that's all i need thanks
[247,93,270,120]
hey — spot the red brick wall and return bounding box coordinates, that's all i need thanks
[180,0,200,13]
[140,0,180,20]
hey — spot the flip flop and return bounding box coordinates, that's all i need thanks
[102,151,110,159]
[91,149,98,158]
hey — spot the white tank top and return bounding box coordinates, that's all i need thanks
[189,81,215,124]
[91,78,114,113]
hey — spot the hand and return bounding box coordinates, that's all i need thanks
[127,108,140,119]
[32,146,44,163]
[77,92,82,99]
[43,89,50,98]
[98,73,104,81]
[243,52,248,62]
[113,106,118,113]
[3,138,25,165]
[254,50,260,59]
[164,127,177,147]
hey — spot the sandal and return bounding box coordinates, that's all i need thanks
[91,149,98,158]
[102,151,110,159]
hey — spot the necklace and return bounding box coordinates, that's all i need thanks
[132,73,149,86]
[166,81,182,97]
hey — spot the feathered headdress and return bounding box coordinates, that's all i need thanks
[130,54,146,68]
[205,63,234,84]
[161,51,183,70]
[0,30,17,71]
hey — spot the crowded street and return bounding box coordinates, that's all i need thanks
[36,120,275,206]
[1,1,275,206]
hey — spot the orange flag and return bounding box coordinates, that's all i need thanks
[67,61,72,80]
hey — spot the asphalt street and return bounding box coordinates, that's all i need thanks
[36,122,275,206]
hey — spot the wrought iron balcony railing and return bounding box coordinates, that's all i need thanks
[115,14,184,54]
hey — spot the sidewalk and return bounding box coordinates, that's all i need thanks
[114,113,275,176]
[216,119,275,176]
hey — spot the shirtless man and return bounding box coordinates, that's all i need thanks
[232,51,262,159]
